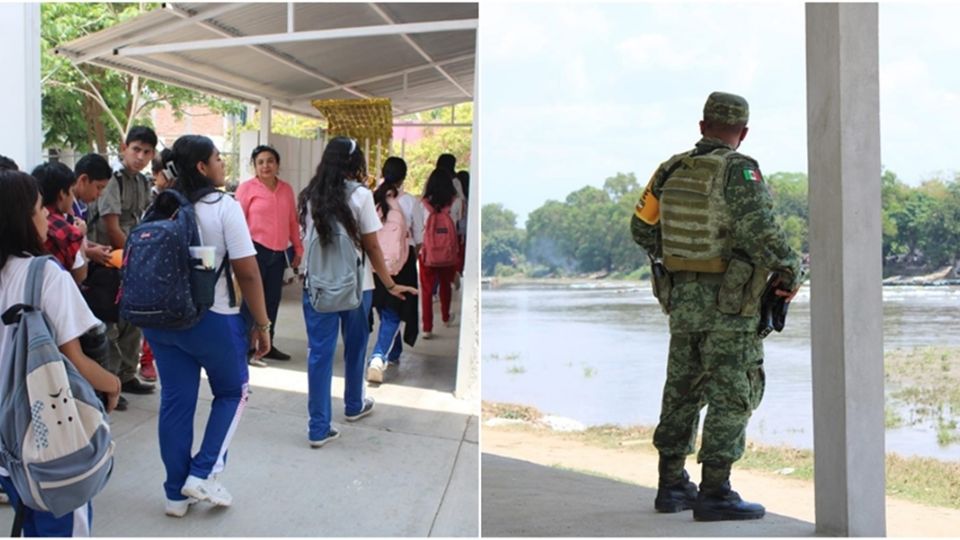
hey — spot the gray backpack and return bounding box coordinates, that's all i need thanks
[304,181,365,313]
[0,257,115,518]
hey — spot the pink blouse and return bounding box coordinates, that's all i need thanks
[235,177,303,257]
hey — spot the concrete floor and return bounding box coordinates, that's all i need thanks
[481,455,817,537]
[0,285,478,537]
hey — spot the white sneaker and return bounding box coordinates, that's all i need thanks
[309,427,340,448]
[165,497,198,518]
[444,313,457,327]
[181,474,232,507]
[422,331,433,339]
[367,357,385,383]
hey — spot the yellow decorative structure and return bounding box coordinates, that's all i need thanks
[311,98,394,181]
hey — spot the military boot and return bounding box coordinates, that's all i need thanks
[654,455,698,513]
[655,470,698,513]
[693,462,765,521]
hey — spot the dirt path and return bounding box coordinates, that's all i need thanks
[483,425,960,537]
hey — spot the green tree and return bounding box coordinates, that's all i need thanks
[42,3,243,153]
[400,104,473,195]
[481,203,524,276]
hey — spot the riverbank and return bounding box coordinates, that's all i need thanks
[482,401,960,514]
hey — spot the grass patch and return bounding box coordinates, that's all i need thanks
[583,366,596,378]
[886,406,904,429]
[507,365,526,375]
[482,401,543,422]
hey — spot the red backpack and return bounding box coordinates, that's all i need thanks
[422,200,459,267]
[377,194,409,276]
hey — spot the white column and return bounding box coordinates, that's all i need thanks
[0,3,41,169]
[259,98,272,146]
[455,30,479,400]
[805,3,885,536]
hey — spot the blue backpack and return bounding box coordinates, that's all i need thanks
[119,189,233,330]
[0,257,115,518]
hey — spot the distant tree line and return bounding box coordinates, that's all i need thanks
[482,170,960,278]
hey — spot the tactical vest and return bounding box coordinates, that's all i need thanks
[660,149,733,273]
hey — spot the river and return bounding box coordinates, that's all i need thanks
[481,281,960,460]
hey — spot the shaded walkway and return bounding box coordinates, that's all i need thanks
[0,285,477,536]
[481,454,815,537]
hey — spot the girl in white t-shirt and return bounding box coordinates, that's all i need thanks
[417,168,463,338]
[138,135,272,518]
[366,157,421,383]
[0,170,121,536]
[297,137,416,447]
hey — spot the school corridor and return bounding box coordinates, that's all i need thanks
[0,284,477,537]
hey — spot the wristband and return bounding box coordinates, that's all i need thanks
[256,321,271,333]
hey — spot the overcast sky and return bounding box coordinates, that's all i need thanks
[480,2,960,224]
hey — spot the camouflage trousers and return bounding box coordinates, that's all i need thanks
[653,331,765,465]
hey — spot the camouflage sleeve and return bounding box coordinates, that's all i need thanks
[724,158,803,288]
[631,167,664,256]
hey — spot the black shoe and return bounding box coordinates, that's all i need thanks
[121,378,156,395]
[344,398,375,422]
[114,395,128,411]
[693,484,765,521]
[263,347,291,361]
[654,472,698,513]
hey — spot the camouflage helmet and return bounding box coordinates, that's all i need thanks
[703,91,749,126]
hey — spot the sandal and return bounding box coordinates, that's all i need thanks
[248,357,268,367]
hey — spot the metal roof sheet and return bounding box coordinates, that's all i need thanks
[55,2,477,119]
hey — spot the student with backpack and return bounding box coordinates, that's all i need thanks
[128,135,272,517]
[0,169,121,536]
[32,162,89,285]
[87,126,159,400]
[418,168,463,339]
[366,157,421,383]
[297,137,417,447]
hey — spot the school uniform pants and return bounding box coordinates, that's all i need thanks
[0,476,92,537]
[419,261,456,332]
[143,311,250,501]
[372,307,404,364]
[302,290,373,441]
[105,317,142,384]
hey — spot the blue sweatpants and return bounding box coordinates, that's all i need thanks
[372,307,403,364]
[143,311,250,501]
[0,476,92,537]
[302,290,373,441]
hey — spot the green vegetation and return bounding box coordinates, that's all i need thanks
[482,169,960,277]
[507,365,526,375]
[41,3,243,153]
[886,347,960,445]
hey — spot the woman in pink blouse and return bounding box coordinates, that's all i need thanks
[236,145,303,365]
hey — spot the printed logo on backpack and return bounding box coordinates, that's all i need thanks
[0,257,115,518]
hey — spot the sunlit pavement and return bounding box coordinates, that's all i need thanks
[0,284,477,537]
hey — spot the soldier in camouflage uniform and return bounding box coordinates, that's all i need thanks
[631,92,802,522]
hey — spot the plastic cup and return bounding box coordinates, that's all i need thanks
[188,246,216,270]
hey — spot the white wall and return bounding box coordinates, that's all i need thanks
[238,131,323,197]
[0,4,41,170]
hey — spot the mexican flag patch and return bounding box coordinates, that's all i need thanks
[742,168,763,183]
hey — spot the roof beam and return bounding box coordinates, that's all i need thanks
[90,57,265,104]
[294,53,474,100]
[367,4,472,99]
[165,3,373,102]
[61,3,245,64]
[114,18,479,56]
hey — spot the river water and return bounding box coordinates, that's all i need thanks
[481,282,960,460]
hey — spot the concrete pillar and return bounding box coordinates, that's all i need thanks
[805,4,885,536]
[259,98,272,146]
[454,31,479,400]
[0,3,41,169]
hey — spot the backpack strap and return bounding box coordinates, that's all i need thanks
[25,256,51,308]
